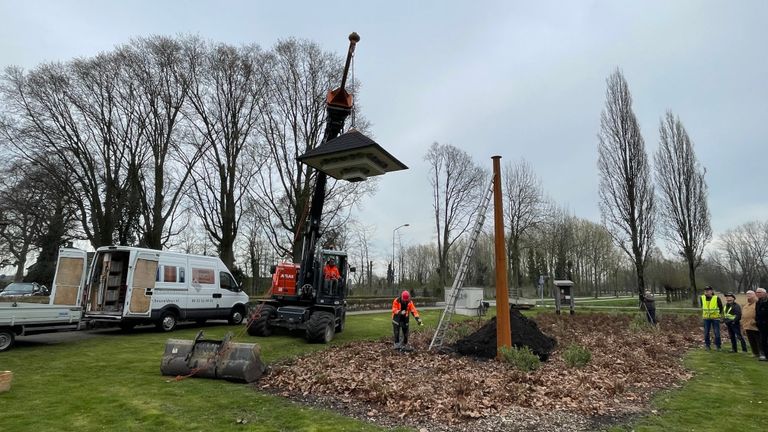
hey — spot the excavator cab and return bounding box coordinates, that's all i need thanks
[316,250,353,301]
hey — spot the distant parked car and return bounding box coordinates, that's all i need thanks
[0,282,49,297]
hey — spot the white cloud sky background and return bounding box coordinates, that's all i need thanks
[1,0,765,269]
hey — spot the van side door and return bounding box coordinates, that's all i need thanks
[187,258,218,319]
[125,251,160,317]
[49,248,88,307]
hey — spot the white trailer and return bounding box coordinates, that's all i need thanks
[0,248,88,352]
[0,304,83,352]
[50,246,249,332]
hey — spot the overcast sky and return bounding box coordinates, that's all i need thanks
[1,0,766,267]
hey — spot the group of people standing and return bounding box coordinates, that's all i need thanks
[700,285,768,360]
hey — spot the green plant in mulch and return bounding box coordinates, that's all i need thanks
[562,343,592,368]
[444,320,481,342]
[629,313,658,333]
[498,346,541,372]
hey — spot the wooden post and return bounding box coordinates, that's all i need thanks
[492,156,512,357]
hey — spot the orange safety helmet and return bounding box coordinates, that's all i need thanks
[401,290,410,301]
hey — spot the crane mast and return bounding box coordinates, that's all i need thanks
[296,32,360,292]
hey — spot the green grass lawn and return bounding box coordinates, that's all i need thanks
[0,310,463,432]
[608,349,768,432]
[2,308,766,431]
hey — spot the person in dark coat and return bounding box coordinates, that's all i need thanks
[641,290,657,325]
[723,293,748,353]
[755,287,768,361]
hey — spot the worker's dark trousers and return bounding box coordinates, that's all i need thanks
[745,329,761,357]
[645,308,657,325]
[393,321,410,345]
[759,324,768,357]
[725,321,748,352]
[323,280,338,296]
[702,318,721,349]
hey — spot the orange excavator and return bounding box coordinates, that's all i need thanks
[160,33,406,383]
[246,33,407,343]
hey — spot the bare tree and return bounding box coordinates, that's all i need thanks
[25,157,79,286]
[425,142,486,287]
[401,243,440,288]
[120,36,206,249]
[185,42,268,269]
[504,159,545,289]
[232,208,274,296]
[597,69,655,298]
[251,39,376,262]
[1,54,139,248]
[347,220,375,287]
[0,163,45,280]
[169,213,204,254]
[713,221,768,291]
[542,204,575,280]
[570,218,620,297]
[654,111,712,305]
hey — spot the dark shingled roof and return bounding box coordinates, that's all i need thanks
[297,129,408,171]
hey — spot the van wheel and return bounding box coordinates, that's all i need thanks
[157,311,178,332]
[228,307,245,325]
[0,329,15,352]
[306,311,335,344]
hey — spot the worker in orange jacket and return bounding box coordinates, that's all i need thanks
[322,258,341,296]
[392,290,422,349]
[323,258,340,280]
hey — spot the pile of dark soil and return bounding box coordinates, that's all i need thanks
[454,308,557,360]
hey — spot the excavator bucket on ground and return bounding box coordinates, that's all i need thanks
[160,331,266,383]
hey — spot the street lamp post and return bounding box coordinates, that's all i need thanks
[391,223,410,292]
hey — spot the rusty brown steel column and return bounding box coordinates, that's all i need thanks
[492,155,512,356]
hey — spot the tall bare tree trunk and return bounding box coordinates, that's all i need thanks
[597,69,655,307]
[653,111,711,307]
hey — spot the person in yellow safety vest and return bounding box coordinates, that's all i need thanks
[723,293,748,353]
[700,286,724,350]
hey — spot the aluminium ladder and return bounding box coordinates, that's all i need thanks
[428,179,494,350]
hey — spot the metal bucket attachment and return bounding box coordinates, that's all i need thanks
[160,331,266,383]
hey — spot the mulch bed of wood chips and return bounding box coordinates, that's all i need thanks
[257,313,702,431]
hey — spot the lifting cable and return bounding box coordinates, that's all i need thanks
[350,52,356,129]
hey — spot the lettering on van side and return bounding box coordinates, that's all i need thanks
[152,298,182,305]
[190,298,215,303]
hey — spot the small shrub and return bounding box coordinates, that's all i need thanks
[445,321,475,341]
[498,346,541,372]
[629,313,653,333]
[562,344,592,368]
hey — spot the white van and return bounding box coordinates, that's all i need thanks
[49,246,249,331]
